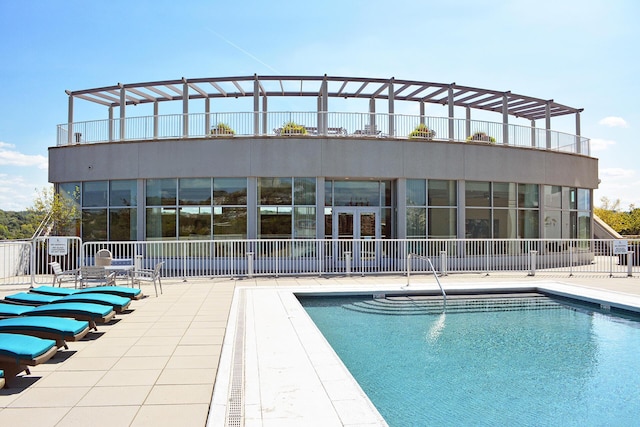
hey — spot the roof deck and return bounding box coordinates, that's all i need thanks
[58,75,589,155]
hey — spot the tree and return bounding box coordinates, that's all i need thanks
[28,186,80,237]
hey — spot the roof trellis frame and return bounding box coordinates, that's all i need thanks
[66,75,583,120]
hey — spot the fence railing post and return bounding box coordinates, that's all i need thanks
[627,251,634,277]
[440,251,447,276]
[406,253,411,286]
[529,250,537,276]
[345,251,352,277]
[246,252,254,278]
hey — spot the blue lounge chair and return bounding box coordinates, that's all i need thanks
[5,292,131,313]
[0,316,91,349]
[0,333,58,386]
[0,302,115,331]
[30,285,143,300]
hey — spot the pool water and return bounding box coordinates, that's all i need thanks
[299,294,640,427]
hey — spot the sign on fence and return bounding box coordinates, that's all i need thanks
[48,237,69,256]
[613,240,629,255]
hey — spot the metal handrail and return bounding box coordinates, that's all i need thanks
[406,253,447,308]
[56,111,590,155]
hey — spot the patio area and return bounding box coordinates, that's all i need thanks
[1,273,640,426]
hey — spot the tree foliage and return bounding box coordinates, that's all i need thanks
[29,186,80,236]
[595,197,640,235]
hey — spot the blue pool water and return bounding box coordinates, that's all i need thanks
[299,294,640,427]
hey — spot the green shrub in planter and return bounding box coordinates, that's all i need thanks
[409,123,436,140]
[466,131,496,143]
[281,121,307,135]
[210,122,235,135]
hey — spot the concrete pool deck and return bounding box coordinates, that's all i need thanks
[1,274,640,426]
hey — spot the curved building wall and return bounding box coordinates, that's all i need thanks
[48,136,598,242]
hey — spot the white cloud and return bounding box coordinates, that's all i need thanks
[590,138,616,151]
[0,141,48,169]
[598,116,629,128]
[0,173,44,211]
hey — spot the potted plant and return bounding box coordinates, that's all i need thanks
[210,122,235,136]
[408,123,436,140]
[280,121,307,136]
[466,131,496,143]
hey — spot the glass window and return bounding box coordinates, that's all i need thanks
[381,181,392,207]
[465,208,491,238]
[578,211,590,239]
[518,184,539,208]
[258,178,292,205]
[146,207,177,239]
[406,207,426,237]
[294,207,316,238]
[82,209,107,241]
[493,182,516,208]
[294,178,316,205]
[82,181,108,207]
[544,210,561,238]
[406,180,426,207]
[324,181,333,206]
[577,189,591,211]
[258,206,292,238]
[428,208,456,238]
[179,206,211,239]
[179,178,211,205]
[146,179,177,206]
[544,185,562,209]
[563,187,577,210]
[381,208,393,239]
[109,208,137,240]
[333,181,379,206]
[429,180,456,206]
[110,180,137,207]
[214,178,247,205]
[214,207,247,239]
[518,210,540,238]
[465,181,490,207]
[493,208,517,238]
[60,183,80,204]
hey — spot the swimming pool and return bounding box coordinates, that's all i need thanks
[299,293,640,427]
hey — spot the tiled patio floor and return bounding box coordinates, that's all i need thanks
[1,274,640,426]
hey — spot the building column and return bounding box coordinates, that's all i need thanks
[457,180,466,239]
[247,177,258,239]
[66,92,74,145]
[315,177,325,239]
[575,111,582,154]
[502,92,509,145]
[119,84,126,141]
[108,106,114,143]
[262,96,268,135]
[136,179,145,241]
[545,101,551,149]
[182,79,189,138]
[396,178,407,239]
[388,78,395,137]
[204,97,210,135]
[153,101,159,140]
[253,75,260,136]
[448,85,455,141]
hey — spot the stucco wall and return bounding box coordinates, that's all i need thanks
[48,137,599,188]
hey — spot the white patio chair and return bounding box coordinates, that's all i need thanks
[131,262,164,297]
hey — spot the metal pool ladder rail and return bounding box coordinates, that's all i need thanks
[405,253,447,309]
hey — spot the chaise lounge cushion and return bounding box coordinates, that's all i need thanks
[0,333,58,385]
[0,316,91,349]
[6,292,131,313]
[31,285,143,300]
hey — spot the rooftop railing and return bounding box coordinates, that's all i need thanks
[57,112,591,156]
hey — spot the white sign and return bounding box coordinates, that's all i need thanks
[613,240,628,255]
[48,237,69,256]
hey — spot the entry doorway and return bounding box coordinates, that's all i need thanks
[332,207,380,263]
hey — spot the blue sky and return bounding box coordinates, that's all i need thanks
[0,0,638,211]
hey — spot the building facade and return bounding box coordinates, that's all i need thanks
[49,75,597,245]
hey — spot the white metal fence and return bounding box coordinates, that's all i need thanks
[1,237,639,287]
[57,112,590,155]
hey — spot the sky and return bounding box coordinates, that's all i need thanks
[0,0,638,211]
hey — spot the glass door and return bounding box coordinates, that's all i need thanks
[332,208,379,263]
